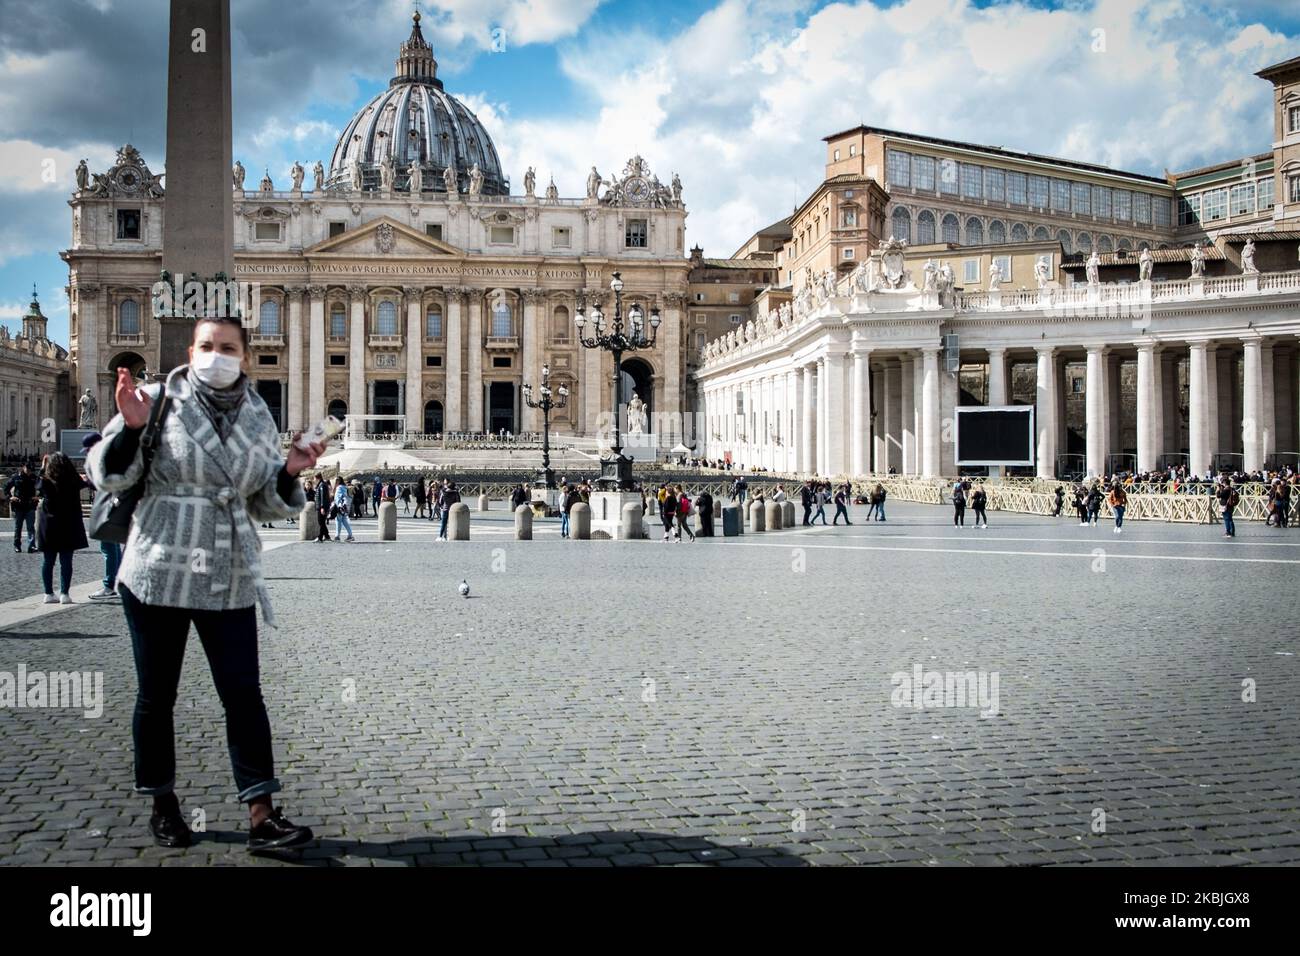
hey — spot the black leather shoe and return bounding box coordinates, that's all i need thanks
[12,545,19,553]
[149,810,193,848]
[27,545,37,553]
[248,809,313,851]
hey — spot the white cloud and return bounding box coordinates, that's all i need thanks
[0,140,117,193]
[468,0,1299,258]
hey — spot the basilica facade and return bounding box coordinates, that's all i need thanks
[62,13,690,443]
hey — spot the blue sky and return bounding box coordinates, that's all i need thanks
[2,0,1298,346]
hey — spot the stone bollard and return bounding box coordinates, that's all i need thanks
[765,500,782,531]
[621,502,643,540]
[299,504,318,541]
[478,494,489,512]
[751,502,767,533]
[646,495,658,517]
[782,500,796,527]
[722,504,741,536]
[570,502,591,539]
[379,500,397,540]
[747,499,762,528]
[514,504,533,540]
[449,502,471,540]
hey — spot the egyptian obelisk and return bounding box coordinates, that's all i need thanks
[158,0,235,372]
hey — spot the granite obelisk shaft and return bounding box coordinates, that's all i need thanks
[159,0,235,372]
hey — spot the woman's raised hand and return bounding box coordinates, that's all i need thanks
[115,367,152,430]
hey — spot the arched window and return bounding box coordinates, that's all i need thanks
[1056,229,1072,254]
[492,297,512,337]
[917,210,936,244]
[891,207,911,243]
[552,305,569,342]
[1098,235,1114,253]
[988,220,1006,244]
[258,299,280,335]
[1076,232,1092,253]
[330,304,346,337]
[965,217,984,245]
[1011,222,1028,242]
[1032,225,1050,241]
[376,300,398,336]
[425,307,443,339]
[327,399,347,419]
[1117,237,1133,251]
[941,213,960,244]
[119,299,140,335]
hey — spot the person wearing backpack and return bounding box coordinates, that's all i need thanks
[971,484,988,529]
[675,485,696,542]
[660,486,679,541]
[800,480,814,526]
[1217,478,1238,538]
[1108,482,1128,534]
[951,481,967,527]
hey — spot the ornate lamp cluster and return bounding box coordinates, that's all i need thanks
[522,363,568,489]
[574,271,660,489]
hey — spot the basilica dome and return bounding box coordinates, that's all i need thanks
[327,12,507,196]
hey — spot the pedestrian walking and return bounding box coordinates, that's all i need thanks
[952,481,967,527]
[35,452,90,604]
[314,473,332,541]
[560,483,577,538]
[80,433,122,600]
[800,480,814,526]
[332,478,355,542]
[414,477,427,518]
[1086,482,1103,527]
[661,485,680,540]
[675,485,696,541]
[84,316,322,851]
[371,477,382,515]
[1218,478,1239,538]
[399,483,411,515]
[872,482,887,521]
[832,484,852,525]
[437,481,460,540]
[971,484,988,528]
[1052,485,1065,518]
[697,489,715,537]
[812,483,829,525]
[1108,482,1127,534]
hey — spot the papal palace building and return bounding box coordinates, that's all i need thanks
[62,14,689,444]
[696,55,1300,479]
[47,17,1300,479]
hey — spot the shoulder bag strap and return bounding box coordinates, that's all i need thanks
[136,390,172,485]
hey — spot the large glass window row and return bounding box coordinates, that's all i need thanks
[886,148,911,188]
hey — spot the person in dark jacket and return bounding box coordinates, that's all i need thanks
[697,490,715,537]
[414,476,427,518]
[660,487,679,541]
[437,481,461,540]
[833,485,852,525]
[1052,485,1065,518]
[560,484,578,538]
[951,482,967,528]
[371,477,382,514]
[971,484,988,528]
[5,461,38,553]
[510,482,529,510]
[1085,482,1103,527]
[35,452,90,604]
[800,481,814,526]
[314,475,332,541]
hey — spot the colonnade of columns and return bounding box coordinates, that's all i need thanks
[701,336,1300,478]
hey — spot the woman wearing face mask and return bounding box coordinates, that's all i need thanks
[86,316,329,853]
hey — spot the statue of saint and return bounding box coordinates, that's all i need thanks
[523,167,536,197]
[379,154,395,191]
[76,159,89,191]
[290,161,305,191]
[1241,238,1257,274]
[78,389,98,429]
[988,261,1003,291]
[1139,247,1154,282]
[1190,243,1206,278]
[626,395,648,434]
[468,164,484,197]
[1034,256,1051,289]
[671,173,682,203]
[408,160,423,194]
[923,258,938,292]
[232,160,245,190]
[443,163,458,195]
[1085,249,1101,285]
[350,158,364,191]
[312,160,325,192]
[587,166,602,199]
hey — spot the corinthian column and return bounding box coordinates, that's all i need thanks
[1035,346,1056,478]
[851,349,871,477]
[348,285,366,422]
[445,287,463,432]
[286,286,305,432]
[466,288,484,433]
[921,348,941,478]
[306,286,325,426]
[1188,341,1209,477]
[1136,343,1156,473]
[404,286,423,434]
[521,288,543,433]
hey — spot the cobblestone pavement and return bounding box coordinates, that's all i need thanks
[2,502,1297,866]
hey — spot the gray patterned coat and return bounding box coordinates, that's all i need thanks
[85,368,305,626]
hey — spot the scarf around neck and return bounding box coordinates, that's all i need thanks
[186,366,248,441]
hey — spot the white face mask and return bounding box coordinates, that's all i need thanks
[190,350,243,389]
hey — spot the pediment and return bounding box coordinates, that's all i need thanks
[304,216,463,258]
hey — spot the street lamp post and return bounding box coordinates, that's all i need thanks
[521,363,568,490]
[575,271,659,490]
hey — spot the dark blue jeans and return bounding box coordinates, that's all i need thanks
[439,508,451,537]
[12,506,35,548]
[119,587,279,803]
[101,540,122,589]
[41,550,74,594]
[1223,508,1236,536]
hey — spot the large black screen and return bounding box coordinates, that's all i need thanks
[955,407,1034,465]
